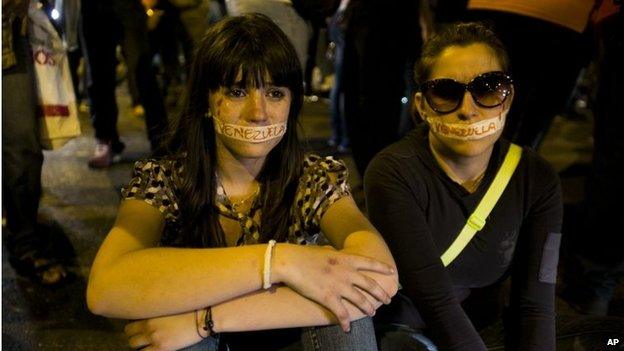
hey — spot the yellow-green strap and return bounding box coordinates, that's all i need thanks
[441,144,523,267]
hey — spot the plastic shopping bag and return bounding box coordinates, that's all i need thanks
[28,1,81,150]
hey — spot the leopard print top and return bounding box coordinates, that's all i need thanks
[121,154,351,247]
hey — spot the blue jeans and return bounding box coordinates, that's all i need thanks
[180,317,378,351]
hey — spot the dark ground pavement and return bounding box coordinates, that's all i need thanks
[2,85,623,350]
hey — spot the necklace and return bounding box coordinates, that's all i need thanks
[428,143,487,193]
[216,175,260,211]
[464,171,486,193]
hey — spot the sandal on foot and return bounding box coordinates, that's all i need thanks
[9,251,73,286]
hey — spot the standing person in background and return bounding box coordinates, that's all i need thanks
[81,0,168,168]
[327,0,350,153]
[466,0,595,149]
[342,0,421,177]
[87,14,398,351]
[3,0,70,285]
[133,0,194,110]
[562,0,623,317]
[365,23,563,350]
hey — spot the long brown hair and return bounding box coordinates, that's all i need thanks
[164,13,304,247]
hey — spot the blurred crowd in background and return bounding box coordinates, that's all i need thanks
[2,0,622,334]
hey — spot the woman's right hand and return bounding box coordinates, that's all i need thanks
[271,244,395,331]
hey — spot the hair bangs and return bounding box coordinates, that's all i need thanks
[204,22,301,93]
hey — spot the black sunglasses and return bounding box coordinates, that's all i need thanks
[421,71,513,114]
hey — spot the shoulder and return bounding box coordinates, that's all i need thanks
[292,154,351,235]
[131,156,184,177]
[302,154,348,174]
[516,145,560,189]
[366,131,425,185]
[128,155,185,188]
[300,154,350,185]
[121,156,184,222]
[508,144,563,220]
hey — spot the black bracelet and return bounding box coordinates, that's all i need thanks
[203,306,217,337]
[195,309,208,339]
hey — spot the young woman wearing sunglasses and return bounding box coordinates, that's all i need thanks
[365,22,562,350]
[86,14,398,351]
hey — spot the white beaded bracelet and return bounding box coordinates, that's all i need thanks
[263,240,277,289]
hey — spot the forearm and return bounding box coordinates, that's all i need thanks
[212,285,369,332]
[508,247,557,351]
[402,269,486,351]
[88,243,268,319]
[506,283,556,351]
[512,312,555,351]
[340,230,399,304]
[121,285,373,350]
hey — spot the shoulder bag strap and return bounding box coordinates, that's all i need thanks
[441,143,523,267]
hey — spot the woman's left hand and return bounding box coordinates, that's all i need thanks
[124,311,204,350]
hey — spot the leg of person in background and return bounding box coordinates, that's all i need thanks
[67,47,83,103]
[115,0,168,152]
[174,9,194,76]
[398,41,420,137]
[81,0,125,168]
[165,0,193,68]
[153,0,185,109]
[208,0,227,25]
[328,9,349,151]
[2,25,68,285]
[123,45,145,119]
[343,0,419,176]
[304,23,320,96]
[467,10,589,150]
[62,0,82,104]
[165,4,194,108]
[178,0,210,44]
[563,9,624,316]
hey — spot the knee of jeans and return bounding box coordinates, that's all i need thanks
[301,326,322,351]
[177,335,220,351]
[302,318,378,351]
